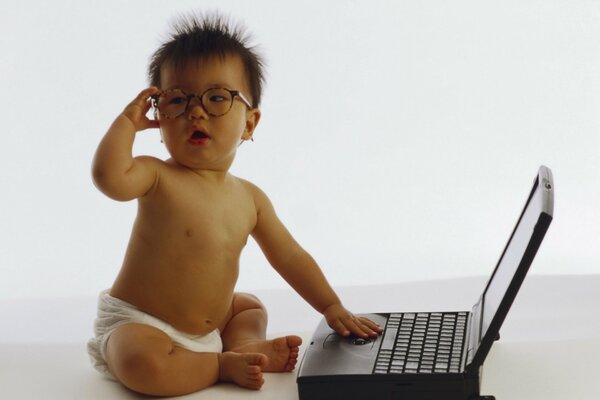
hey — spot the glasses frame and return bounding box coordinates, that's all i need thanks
[151,87,253,119]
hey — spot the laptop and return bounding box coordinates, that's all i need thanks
[297,166,554,400]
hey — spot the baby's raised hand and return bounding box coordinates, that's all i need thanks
[323,304,384,339]
[120,87,161,132]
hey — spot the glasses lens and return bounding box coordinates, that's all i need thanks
[202,88,233,116]
[157,89,187,118]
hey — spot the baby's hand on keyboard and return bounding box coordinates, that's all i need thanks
[323,304,384,338]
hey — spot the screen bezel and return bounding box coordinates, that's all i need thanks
[466,166,554,374]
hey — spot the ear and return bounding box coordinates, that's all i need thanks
[241,108,261,141]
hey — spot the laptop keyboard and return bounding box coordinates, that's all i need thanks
[373,312,468,374]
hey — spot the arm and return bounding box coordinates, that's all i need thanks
[92,87,161,201]
[249,185,382,338]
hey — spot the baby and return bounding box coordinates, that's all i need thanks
[88,13,382,397]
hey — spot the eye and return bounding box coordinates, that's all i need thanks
[168,95,187,105]
[208,95,227,103]
[205,88,232,104]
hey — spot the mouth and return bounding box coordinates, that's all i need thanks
[188,130,210,145]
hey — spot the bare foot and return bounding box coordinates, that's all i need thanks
[231,335,302,372]
[218,352,268,390]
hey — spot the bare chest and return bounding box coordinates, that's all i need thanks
[139,173,257,252]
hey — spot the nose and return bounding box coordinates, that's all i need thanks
[187,96,209,120]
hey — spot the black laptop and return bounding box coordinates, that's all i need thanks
[297,166,554,400]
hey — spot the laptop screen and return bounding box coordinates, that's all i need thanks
[472,167,553,366]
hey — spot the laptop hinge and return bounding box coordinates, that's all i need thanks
[466,296,483,368]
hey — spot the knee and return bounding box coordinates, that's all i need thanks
[109,343,168,394]
[236,292,267,314]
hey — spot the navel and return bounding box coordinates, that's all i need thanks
[185,229,193,237]
[204,319,215,329]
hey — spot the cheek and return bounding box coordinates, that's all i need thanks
[159,118,183,135]
[158,124,182,150]
[233,114,251,134]
[214,116,247,138]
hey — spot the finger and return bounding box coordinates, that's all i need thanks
[358,317,384,335]
[132,104,158,132]
[344,316,382,338]
[136,86,161,101]
[140,97,153,114]
[340,317,370,339]
[331,319,351,337]
[352,319,379,338]
[145,119,160,130]
[121,88,161,131]
[138,118,160,131]
[126,87,161,110]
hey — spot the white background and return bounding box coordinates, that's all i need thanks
[1,0,598,301]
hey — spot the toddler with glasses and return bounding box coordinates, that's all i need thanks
[88,13,382,397]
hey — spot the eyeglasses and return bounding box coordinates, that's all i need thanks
[152,88,252,119]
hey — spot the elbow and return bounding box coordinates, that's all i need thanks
[91,166,109,195]
[91,165,107,189]
[91,168,136,202]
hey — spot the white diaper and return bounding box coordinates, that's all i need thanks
[87,290,223,379]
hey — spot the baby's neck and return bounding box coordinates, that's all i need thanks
[188,168,232,184]
[167,158,233,184]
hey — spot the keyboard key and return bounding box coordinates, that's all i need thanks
[373,312,468,375]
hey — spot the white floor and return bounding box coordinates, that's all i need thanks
[1,275,599,399]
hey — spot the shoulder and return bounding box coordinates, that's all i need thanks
[235,177,273,213]
[236,177,265,196]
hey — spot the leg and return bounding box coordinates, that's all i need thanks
[220,293,303,372]
[220,292,268,349]
[105,323,268,396]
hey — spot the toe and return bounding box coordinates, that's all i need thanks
[247,373,264,390]
[286,335,303,347]
[247,365,262,374]
[247,353,269,368]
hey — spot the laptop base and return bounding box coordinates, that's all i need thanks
[298,373,486,400]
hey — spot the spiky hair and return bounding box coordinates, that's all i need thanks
[148,12,265,107]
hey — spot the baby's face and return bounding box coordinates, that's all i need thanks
[156,54,260,172]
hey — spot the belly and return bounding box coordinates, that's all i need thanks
[111,207,249,335]
[110,259,238,336]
